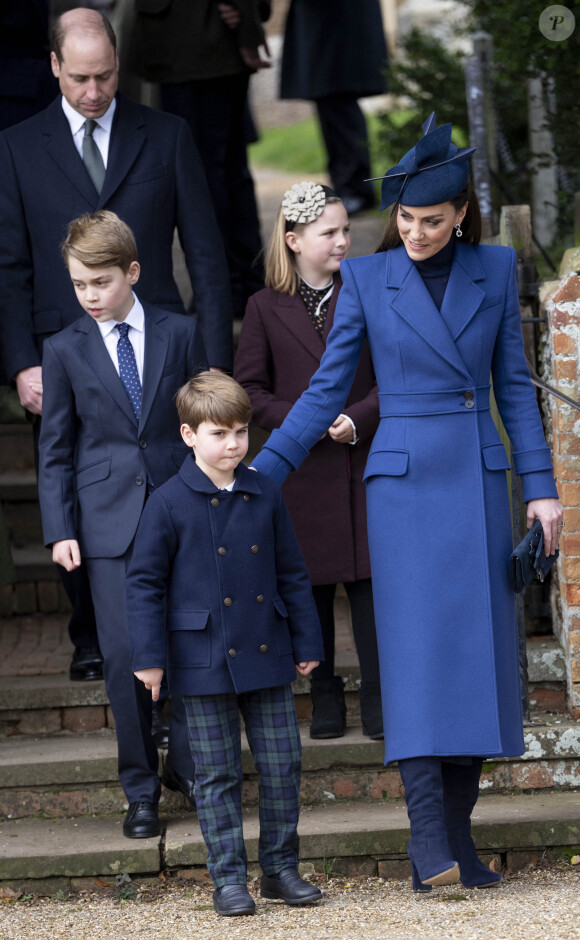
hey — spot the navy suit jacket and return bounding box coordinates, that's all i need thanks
[38,301,207,558]
[0,93,232,375]
[127,459,324,696]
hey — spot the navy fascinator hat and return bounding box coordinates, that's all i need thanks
[370,113,477,211]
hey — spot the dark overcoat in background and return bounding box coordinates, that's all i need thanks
[0,92,232,374]
[252,243,559,764]
[126,459,324,696]
[234,280,379,584]
[280,0,387,100]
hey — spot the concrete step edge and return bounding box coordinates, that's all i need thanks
[1,721,579,792]
[1,791,579,883]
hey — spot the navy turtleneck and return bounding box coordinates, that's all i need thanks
[412,235,455,311]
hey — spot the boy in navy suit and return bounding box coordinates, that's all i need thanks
[38,211,206,838]
[127,372,325,917]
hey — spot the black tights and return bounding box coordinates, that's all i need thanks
[311,579,380,684]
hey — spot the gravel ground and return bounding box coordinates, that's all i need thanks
[1,864,579,940]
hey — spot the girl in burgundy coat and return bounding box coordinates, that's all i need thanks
[235,182,382,739]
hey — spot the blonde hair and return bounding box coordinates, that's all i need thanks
[264,191,343,296]
[176,372,252,431]
[61,211,137,273]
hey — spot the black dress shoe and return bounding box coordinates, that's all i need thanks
[213,884,255,916]
[161,761,196,810]
[260,869,322,905]
[151,708,170,749]
[123,801,160,839]
[69,647,103,681]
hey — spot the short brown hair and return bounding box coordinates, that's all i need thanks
[51,9,117,66]
[176,372,252,431]
[61,211,138,272]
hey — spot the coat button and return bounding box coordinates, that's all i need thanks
[224,597,232,606]
[259,644,268,653]
[211,497,219,507]
[135,476,144,486]
[218,547,226,556]
[256,595,264,604]
[463,390,474,400]
[139,439,147,448]
[243,494,250,502]
[465,400,475,409]
[229,648,237,657]
[250,544,259,554]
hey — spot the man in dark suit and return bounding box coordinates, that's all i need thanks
[0,8,232,681]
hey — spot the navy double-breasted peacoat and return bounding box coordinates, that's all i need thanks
[0,92,232,374]
[252,242,558,763]
[234,279,379,584]
[38,302,207,558]
[126,458,324,696]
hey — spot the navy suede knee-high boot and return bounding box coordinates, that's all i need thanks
[398,757,459,888]
[442,760,503,888]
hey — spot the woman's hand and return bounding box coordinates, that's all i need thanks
[527,498,564,556]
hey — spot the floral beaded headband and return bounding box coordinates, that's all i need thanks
[281,181,336,229]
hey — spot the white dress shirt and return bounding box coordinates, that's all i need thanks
[61,96,116,167]
[97,294,145,382]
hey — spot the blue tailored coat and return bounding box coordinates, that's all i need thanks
[0,92,232,374]
[252,242,558,763]
[126,458,324,697]
[38,302,207,558]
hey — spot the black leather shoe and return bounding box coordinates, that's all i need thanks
[69,647,103,681]
[151,708,170,749]
[213,885,255,916]
[161,761,196,810]
[123,801,160,839]
[261,869,322,906]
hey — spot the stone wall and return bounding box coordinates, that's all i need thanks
[543,255,580,718]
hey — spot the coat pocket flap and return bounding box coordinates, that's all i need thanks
[363,449,409,480]
[481,442,511,471]
[273,595,288,618]
[168,610,210,631]
[75,457,111,490]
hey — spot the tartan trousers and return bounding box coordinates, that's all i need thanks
[183,684,302,887]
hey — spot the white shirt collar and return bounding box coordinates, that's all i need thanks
[97,292,144,339]
[61,95,117,137]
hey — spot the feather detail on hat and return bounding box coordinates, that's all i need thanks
[367,113,477,210]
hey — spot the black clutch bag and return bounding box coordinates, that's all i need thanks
[508,519,559,593]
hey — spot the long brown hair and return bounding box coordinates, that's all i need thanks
[375,180,481,253]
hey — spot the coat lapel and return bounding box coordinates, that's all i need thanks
[75,319,138,426]
[139,306,169,431]
[271,292,325,362]
[42,98,99,206]
[439,242,486,340]
[98,95,146,208]
[387,246,473,382]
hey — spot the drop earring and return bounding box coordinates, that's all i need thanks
[454,222,463,238]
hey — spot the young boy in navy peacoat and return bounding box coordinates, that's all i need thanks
[127,372,325,917]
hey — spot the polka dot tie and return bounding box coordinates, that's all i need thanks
[116,322,142,419]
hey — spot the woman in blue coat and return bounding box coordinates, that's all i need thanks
[251,115,563,891]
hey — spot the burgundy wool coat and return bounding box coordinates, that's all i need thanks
[234,278,379,584]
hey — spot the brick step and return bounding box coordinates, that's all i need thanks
[1,790,579,894]
[0,636,568,737]
[1,717,579,821]
[0,473,43,548]
[0,424,35,474]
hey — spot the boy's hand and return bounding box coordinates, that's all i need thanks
[52,539,81,571]
[296,661,319,676]
[134,668,164,702]
[328,415,354,443]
